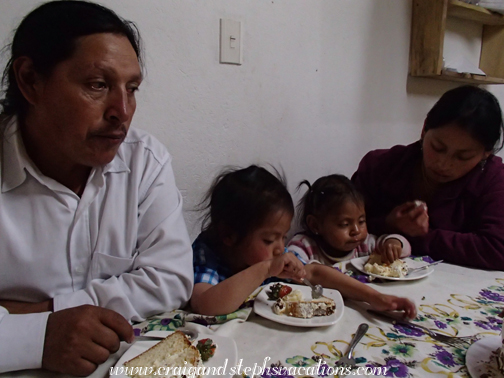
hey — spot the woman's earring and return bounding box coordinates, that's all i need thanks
[480,159,487,171]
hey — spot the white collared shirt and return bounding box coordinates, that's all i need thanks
[0,119,194,372]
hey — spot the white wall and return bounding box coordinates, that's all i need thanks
[1,0,503,239]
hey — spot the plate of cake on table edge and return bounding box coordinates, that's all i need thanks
[465,335,504,378]
[466,314,504,378]
[253,282,344,327]
[113,330,238,378]
[350,255,435,281]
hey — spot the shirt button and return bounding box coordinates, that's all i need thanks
[75,265,85,274]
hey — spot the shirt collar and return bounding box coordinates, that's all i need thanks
[1,118,130,193]
[2,118,31,193]
[103,148,130,174]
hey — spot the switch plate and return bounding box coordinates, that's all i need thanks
[220,19,242,65]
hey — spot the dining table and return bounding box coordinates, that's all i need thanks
[4,259,504,378]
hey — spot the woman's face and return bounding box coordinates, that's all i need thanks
[24,33,142,169]
[422,123,491,184]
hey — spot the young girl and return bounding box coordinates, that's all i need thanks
[191,165,416,318]
[287,174,412,265]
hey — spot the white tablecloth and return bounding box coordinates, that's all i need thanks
[4,262,504,378]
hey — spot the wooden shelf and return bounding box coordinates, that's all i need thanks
[416,70,504,84]
[410,0,504,84]
[448,0,504,25]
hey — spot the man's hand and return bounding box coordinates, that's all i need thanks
[268,252,306,281]
[42,305,134,376]
[386,201,429,237]
[376,238,403,265]
[0,299,53,314]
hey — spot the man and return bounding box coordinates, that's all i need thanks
[0,1,193,375]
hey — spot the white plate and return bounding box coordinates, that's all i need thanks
[113,332,237,378]
[253,282,344,327]
[350,256,435,281]
[466,336,504,378]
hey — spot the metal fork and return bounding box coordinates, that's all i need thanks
[394,319,474,348]
[302,278,323,299]
[334,323,369,370]
[405,260,443,276]
[367,309,477,349]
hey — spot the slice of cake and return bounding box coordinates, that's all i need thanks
[272,289,335,318]
[124,330,202,378]
[364,254,408,278]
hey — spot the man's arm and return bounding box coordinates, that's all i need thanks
[0,299,52,314]
[0,307,50,373]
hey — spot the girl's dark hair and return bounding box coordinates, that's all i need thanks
[199,165,294,245]
[1,0,142,120]
[425,85,504,152]
[297,174,364,234]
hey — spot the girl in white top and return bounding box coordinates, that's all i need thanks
[288,174,411,265]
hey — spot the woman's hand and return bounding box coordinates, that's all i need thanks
[268,253,306,281]
[386,201,429,237]
[376,238,403,265]
[369,294,417,320]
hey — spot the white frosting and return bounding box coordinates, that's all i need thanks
[364,259,408,278]
[272,289,335,318]
[282,290,303,302]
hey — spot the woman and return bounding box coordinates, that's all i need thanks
[352,85,504,271]
[0,1,193,375]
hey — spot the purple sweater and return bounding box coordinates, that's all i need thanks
[351,141,504,271]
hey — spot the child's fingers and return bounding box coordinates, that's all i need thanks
[400,298,417,319]
[278,265,306,280]
[379,244,399,264]
[283,258,305,276]
[273,253,306,280]
[393,246,402,261]
[386,249,395,264]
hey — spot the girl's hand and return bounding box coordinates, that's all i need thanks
[386,201,428,237]
[376,239,403,265]
[369,294,417,320]
[268,253,306,281]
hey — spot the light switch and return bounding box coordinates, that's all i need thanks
[220,19,242,65]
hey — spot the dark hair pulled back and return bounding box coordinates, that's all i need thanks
[425,85,504,152]
[297,174,363,234]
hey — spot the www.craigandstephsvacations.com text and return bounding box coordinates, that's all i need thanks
[110,357,388,377]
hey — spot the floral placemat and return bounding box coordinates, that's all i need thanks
[132,288,261,335]
[273,278,504,377]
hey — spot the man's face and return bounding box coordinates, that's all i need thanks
[26,33,142,169]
